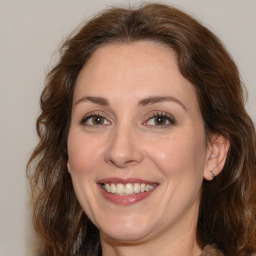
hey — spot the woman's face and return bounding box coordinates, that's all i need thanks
[67,41,211,244]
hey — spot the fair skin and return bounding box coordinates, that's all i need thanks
[67,41,229,256]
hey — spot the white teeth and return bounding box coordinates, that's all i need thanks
[134,183,141,193]
[124,183,133,194]
[110,184,116,193]
[116,183,124,194]
[105,184,111,192]
[102,183,156,195]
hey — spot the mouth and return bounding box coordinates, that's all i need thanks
[101,183,157,196]
[97,178,159,205]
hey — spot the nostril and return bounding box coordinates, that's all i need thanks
[104,132,144,167]
[105,157,140,168]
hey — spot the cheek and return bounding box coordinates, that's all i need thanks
[145,132,207,179]
[67,129,104,222]
[67,129,103,175]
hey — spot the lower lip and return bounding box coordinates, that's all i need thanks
[98,184,157,206]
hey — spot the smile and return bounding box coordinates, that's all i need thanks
[101,183,157,196]
[98,178,159,205]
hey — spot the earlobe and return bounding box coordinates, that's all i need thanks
[67,161,71,173]
[204,133,230,181]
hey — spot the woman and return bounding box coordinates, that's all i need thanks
[27,3,256,256]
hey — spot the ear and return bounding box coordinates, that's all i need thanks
[204,133,230,181]
[67,161,71,173]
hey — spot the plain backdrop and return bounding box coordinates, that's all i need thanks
[0,1,255,256]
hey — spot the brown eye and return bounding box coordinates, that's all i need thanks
[81,114,110,126]
[92,116,105,125]
[154,116,168,125]
[144,113,175,127]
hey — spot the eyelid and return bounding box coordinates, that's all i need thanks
[79,111,111,126]
[143,111,176,128]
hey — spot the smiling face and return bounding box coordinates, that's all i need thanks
[67,41,211,246]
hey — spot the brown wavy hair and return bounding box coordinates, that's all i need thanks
[27,3,256,256]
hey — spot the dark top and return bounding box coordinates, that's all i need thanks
[200,245,224,256]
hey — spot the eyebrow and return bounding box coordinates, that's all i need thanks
[75,96,109,106]
[138,96,187,111]
[75,95,187,111]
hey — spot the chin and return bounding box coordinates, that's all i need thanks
[98,217,154,243]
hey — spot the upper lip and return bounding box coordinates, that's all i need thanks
[97,177,158,185]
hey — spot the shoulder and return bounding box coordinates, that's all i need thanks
[201,245,256,256]
[200,245,224,256]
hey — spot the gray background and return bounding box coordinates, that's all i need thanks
[0,1,255,256]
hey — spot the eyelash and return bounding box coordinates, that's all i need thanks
[79,112,176,128]
[79,112,111,127]
[143,112,176,128]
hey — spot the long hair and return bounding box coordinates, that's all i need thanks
[27,3,256,256]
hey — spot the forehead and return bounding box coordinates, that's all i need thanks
[74,41,198,110]
[76,41,178,87]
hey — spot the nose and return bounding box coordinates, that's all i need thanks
[104,126,144,168]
